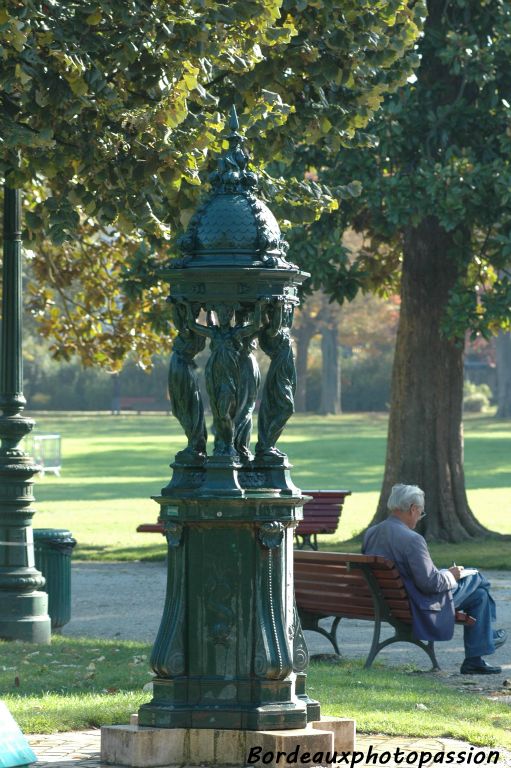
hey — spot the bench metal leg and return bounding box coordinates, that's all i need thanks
[294,534,318,551]
[299,613,342,655]
[364,626,440,671]
[424,640,440,670]
[354,564,441,671]
[364,599,385,668]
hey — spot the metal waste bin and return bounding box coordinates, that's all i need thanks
[33,529,76,631]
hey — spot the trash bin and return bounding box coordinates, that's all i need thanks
[33,529,76,631]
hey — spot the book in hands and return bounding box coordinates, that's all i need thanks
[458,567,479,579]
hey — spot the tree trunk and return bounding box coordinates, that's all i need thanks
[496,329,511,418]
[371,218,491,542]
[294,324,314,413]
[319,323,340,414]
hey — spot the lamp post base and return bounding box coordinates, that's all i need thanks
[0,590,51,643]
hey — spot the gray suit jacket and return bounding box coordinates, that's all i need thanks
[362,516,455,641]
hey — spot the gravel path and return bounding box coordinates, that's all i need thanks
[63,561,511,695]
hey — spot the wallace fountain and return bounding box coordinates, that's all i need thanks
[101,107,355,767]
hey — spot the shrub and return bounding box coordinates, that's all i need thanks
[463,381,492,413]
[341,351,393,412]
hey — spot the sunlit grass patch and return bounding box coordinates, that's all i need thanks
[4,637,511,745]
[26,412,511,565]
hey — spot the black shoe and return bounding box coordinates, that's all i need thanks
[460,658,502,675]
[494,629,507,650]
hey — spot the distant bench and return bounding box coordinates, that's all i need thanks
[295,489,351,550]
[294,550,476,669]
[136,488,350,549]
[116,397,169,414]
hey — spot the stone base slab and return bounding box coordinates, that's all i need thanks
[101,716,355,767]
[311,717,356,752]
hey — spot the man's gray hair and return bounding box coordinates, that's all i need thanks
[387,483,425,513]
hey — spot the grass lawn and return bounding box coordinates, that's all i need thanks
[3,637,511,746]
[27,412,511,567]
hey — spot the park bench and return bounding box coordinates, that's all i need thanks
[294,550,476,669]
[136,488,351,548]
[295,489,351,550]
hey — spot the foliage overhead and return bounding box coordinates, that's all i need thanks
[311,0,511,337]
[0,0,423,369]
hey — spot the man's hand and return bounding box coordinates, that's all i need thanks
[448,565,462,581]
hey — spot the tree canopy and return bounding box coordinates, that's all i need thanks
[320,0,511,335]
[0,0,423,368]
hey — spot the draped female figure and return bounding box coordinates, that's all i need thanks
[256,300,296,459]
[168,302,207,463]
[188,303,262,458]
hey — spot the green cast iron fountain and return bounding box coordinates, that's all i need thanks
[138,107,318,730]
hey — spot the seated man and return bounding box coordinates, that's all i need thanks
[363,483,506,674]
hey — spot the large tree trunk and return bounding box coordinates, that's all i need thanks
[496,329,511,418]
[294,323,314,413]
[371,218,491,542]
[319,322,340,414]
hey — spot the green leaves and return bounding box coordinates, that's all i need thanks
[0,0,424,368]
[309,0,511,337]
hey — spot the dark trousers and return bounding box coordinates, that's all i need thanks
[452,572,497,658]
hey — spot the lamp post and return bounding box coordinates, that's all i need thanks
[138,108,318,730]
[0,185,50,643]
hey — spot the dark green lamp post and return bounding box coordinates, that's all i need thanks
[0,186,50,643]
[138,108,317,730]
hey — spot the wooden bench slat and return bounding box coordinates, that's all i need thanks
[296,581,408,601]
[299,602,413,622]
[303,490,351,497]
[301,504,342,510]
[294,560,402,577]
[296,594,410,613]
[137,523,164,533]
[295,551,395,566]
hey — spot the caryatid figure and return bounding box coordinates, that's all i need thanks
[187,303,262,458]
[168,302,207,463]
[234,307,261,463]
[256,299,296,460]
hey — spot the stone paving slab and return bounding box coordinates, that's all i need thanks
[27,729,511,767]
